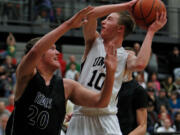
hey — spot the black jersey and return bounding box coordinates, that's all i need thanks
[6,72,66,135]
[117,79,148,135]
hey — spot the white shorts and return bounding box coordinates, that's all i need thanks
[66,114,122,135]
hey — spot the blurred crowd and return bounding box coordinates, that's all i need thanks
[0,0,124,28]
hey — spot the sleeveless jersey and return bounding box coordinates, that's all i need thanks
[74,37,128,115]
[6,72,66,135]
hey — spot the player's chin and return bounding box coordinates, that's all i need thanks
[52,62,60,69]
[101,32,106,39]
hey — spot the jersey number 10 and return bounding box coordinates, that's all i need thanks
[87,70,105,90]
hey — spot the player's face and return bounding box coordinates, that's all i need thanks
[43,45,60,69]
[101,13,120,39]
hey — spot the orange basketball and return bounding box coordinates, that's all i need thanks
[132,0,166,29]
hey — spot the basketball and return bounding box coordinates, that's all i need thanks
[132,0,166,29]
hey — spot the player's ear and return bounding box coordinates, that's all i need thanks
[117,25,125,33]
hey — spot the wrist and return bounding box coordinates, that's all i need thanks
[64,20,73,30]
[147,29,155,37]
[118,2,129,10]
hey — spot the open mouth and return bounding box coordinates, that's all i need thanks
[101,26,105,30]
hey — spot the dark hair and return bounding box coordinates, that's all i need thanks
[24,37,41,55]
[117,11,136,38]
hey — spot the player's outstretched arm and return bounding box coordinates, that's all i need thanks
[126,12,167,71]
[87,0,137,19]
[64,45,117,107]
[17,6,93,78]
[15,7,93,101]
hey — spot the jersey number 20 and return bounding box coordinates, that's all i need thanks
[27,105,49,130]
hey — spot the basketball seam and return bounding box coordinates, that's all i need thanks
[143,0,156,19]
[133,0,144,20]
[144,0,156,27]
[147,0,161,26]
[140,0,147,26]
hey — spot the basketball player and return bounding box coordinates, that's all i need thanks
[117,47,148,135]
[66,0,167,134]
[5,7,118,135]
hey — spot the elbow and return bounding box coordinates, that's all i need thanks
[92,93,110,108]
[136,63,147,71]
[94,98,109,108]
[98,102,109,108]
[101,103,109,108]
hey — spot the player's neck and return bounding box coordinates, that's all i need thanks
[103,36,123,48]
[37,64,54,85]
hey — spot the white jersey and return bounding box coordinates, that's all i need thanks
[74,37,128,115]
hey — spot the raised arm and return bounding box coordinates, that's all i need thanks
[16,6,93,79]
[64,45,117,107]
[14,7,93,101]
[82,0,137,60]
[126,12,167,71]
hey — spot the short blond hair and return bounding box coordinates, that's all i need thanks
[117,11,136,38]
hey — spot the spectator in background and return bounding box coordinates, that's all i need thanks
[168,46,180,80]
[147,101,158,135]
[173,77,180,93]
[156,118,176,133]
[58,53,66,78]
[133,70,148,83]
[6,94,14,113]
[135,72,147,89]
[147,88,158,112]
[158,105,172,121]
[6,33,16,59]
[0,66,12,97]
[34,0,54,28]
[169,91,180,118]
[146,51,158,74]
[156,89,171,114]
[133,42,140,56]
[149,72,161,95]
[155,110,172,131]
[0,114,9,135]
[0,102,10,117]
[54,7,62,24]
[2,56,16,79]
[3,55,16,88]
[65,63,79,81]
[161,76,175,97]
[1,1,19,22]
[66,55,80,72]
[174,112,180,132]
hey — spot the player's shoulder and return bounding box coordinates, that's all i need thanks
[132,80,147,93]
